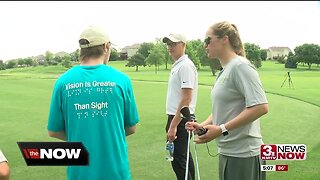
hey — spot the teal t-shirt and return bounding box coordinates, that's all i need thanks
[47,64,139,180]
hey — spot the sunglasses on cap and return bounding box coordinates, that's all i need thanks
[204,36,211,46]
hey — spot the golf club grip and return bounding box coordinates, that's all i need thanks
[197,128,208,136]
[180,106,192,121]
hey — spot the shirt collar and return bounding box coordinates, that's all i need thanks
[172,54,188,67]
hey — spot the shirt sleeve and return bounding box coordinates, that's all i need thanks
[0,150,7,162]
[232,63,268,107]
[179,63,197,89]
[47,80,65,132]
[123,78,139,127]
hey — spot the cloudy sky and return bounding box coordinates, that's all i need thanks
[0,1,319,61]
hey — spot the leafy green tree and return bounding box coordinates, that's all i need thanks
[260,49,267,61]
[48,60,58,66]
[208,59,222,76]
[50,53,68,65]
[190,39,221,76]
[24,58,33,67]
[164,48,171,70]
[294,43,320,69]
[285,52,297,68]
[62,56,72,68]
[126,53,146,71]
[34,55,46,66]
[70,49,80,62]
[0,60,5,70]
[157,42,170,70]
[109,48,119,61]
[53,56,63,63]
[145,43,165,74]
[186,40,201,69]
[44,51,54,66]
[6,61,16,69]
[137,42,155,59]
[18,59,25,66]
[197,41,210,66]
[45,51,54,63]
[277,55,286,64]
[244,43,262,68]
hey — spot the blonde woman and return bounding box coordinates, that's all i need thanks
[186,21,269,180]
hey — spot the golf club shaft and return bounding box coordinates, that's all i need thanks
[185,130,191,180]
[192,131,201,180]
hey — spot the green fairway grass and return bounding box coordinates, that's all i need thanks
[0,60,319,179]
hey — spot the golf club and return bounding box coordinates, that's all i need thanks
[180,106,201,180]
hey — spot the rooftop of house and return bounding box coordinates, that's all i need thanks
[121,43,142,50]
[54,51,69,57]
[268,46,292,52]
[120,43,142,53]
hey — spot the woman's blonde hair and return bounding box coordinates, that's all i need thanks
[210,21,246,57]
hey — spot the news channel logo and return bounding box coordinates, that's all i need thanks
[260,144,307,172]
[260,144,306,160]
[17,142,89,166]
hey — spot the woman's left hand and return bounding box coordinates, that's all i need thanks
[193,125,222,144]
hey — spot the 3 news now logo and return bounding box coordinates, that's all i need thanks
[17,142,89,166]
[260,144,306,160]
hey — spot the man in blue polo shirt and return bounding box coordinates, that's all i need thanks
[47,26,139,180]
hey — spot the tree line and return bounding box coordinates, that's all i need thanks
[0,48,119,71]
[0,50,78,70]
[1,41,319,73]
[286,44,320,69]
[125,41,320,74]
[125,39,224,75]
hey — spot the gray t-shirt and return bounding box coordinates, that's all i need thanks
[211,55,268,157]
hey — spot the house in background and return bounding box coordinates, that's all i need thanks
[54,51,69,58]
[120,43,142,59]
[266,46,292,60]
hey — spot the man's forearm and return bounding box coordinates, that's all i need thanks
[125,126,136,136]
[170,89,192,128]
[48,131,66,141]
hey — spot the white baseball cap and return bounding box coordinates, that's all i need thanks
[162,33,187,43]
[79,26,111,48]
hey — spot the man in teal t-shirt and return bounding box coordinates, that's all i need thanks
[47,26,139,180]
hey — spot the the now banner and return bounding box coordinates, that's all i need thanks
[17,142,89,166]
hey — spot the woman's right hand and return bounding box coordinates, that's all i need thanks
[185,121,201,132]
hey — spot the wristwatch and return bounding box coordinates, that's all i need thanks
[219,124,229,136]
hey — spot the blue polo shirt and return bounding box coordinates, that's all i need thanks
[48,64,139,180]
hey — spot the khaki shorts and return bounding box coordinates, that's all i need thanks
[219,154,266,180]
